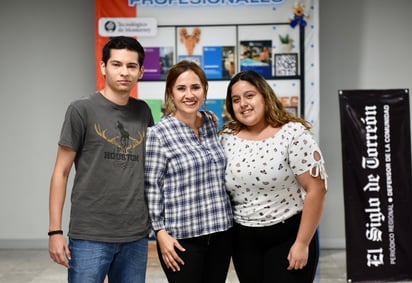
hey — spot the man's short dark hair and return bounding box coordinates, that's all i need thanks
[102,36,145,67]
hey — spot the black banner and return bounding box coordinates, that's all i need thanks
[339,89,412,282]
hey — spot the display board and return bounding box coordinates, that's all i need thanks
[140,24,300,81]
[95,0,319,136]
[137,23,302,125]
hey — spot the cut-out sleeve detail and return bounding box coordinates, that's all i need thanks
[309,150,328,190]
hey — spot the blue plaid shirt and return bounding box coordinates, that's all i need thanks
[145,111,233,239]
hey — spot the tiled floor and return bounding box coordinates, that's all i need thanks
[0,243,347,283]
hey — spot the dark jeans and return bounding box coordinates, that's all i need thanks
[233,213,319,283]
[157,228,233,283]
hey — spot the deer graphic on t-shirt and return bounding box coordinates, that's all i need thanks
[94,122,145,154]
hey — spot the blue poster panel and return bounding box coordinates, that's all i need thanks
[204,99,227,130]
[203,46,236,79]
[203,46,223,79]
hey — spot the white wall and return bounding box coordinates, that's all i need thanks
[318,0,412,248]
[0,0,95,247]
[0,0,411,249]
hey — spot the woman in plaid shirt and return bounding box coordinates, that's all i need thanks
[144,60,233,283]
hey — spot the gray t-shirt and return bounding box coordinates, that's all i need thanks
[59,92,154,242]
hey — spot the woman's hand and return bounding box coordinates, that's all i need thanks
[156,230,186,272]
[287,241,308,270]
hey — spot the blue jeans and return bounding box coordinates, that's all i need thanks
[68,237,148,283]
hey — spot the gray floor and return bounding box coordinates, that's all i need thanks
[0,245,348,283]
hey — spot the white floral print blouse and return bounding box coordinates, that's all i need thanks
[220,122,327,227]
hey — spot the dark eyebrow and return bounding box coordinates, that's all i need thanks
[110,60,139,67]
[127,62,139,67]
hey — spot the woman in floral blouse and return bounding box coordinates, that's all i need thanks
[220,70,327,283]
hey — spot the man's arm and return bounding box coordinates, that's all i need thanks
[48,145,76,268]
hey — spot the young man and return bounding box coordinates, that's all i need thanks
[48,36,154,283]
